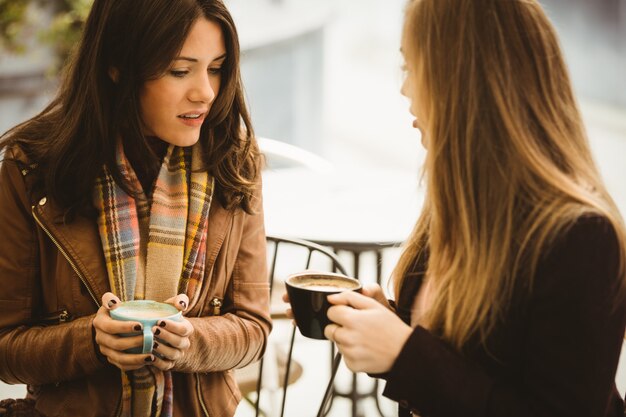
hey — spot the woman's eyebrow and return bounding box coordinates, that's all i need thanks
[173,53,227,63]
[211,53,227,63]
[174,56,198,63]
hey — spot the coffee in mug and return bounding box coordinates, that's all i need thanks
[110,300,182,354]
[285,271,361,340]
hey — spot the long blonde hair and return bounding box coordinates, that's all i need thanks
[395,0,626,350]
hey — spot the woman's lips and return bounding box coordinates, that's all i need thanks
[177,114,206,127]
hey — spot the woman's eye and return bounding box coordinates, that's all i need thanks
[169,70,189,78]
[208,67,222,75]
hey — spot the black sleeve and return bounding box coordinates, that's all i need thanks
[381,216,626,417]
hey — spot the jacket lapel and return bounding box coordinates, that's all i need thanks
[190,201,233,310]
[206,202,232,267]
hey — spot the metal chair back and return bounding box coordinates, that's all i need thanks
[237,234,348,417]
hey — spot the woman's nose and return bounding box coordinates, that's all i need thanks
[189,73,217,104]
[400,77,409,98]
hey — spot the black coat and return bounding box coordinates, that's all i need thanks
[381,216,626,417]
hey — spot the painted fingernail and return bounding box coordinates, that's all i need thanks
[155,329,161,336]
[144,356,153,362]
[153,342,159,350]
[134,324,142,331]
[159,321,166,328]
[107,300,117,308]
[179,300,187,309]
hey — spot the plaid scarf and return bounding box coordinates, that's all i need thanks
[93,142,213,417]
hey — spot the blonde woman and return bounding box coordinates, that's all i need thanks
[303,0,626,416]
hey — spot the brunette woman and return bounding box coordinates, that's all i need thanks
[0,1,270,416]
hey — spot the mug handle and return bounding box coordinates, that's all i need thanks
[142,327,153,354]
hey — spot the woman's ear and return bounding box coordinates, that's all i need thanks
[108,67,120,83]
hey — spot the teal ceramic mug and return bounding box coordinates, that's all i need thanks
[109,300,182,354]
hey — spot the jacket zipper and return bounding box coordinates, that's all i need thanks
[196,296,220,417]
[31,203,99,307]
[196,373,211,417]
[193,296,221,416]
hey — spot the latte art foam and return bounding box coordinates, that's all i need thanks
[287,275,360,292]
[114,300,179,320]
[118,309,174,319]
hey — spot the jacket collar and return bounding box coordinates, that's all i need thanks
[32,195,233,308]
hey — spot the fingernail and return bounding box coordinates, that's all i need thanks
[107,300,117,308]
[159,321,166,328]
[153,342,159,350]
[134,324,142,331]
[144,356,153,362]
[155,329,161,336]
[179,300,187,309]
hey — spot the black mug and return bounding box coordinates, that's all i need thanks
[285,271,361,340]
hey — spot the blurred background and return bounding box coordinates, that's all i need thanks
[1,0,625,415]
[1,0,624,208]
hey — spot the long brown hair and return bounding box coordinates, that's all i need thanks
[0,0,258,213]
[395,0,626,349]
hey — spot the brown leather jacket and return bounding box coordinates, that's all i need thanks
[0,147,272,417]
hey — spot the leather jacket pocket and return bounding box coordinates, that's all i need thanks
[196,372,240,417]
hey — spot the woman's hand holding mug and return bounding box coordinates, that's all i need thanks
[150,294,194,371]
[324,291,412,374]
[282,282,409,373]
[93,292,194,371]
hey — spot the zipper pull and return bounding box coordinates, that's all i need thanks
[41,309,71,325]
[210,297,222,316]
[59,310,70,323]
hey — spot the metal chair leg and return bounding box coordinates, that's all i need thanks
[317,352,343,417]
[254,357,265,417]
[279,325,297,417]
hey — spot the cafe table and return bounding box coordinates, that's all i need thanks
[262,165,425,417]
